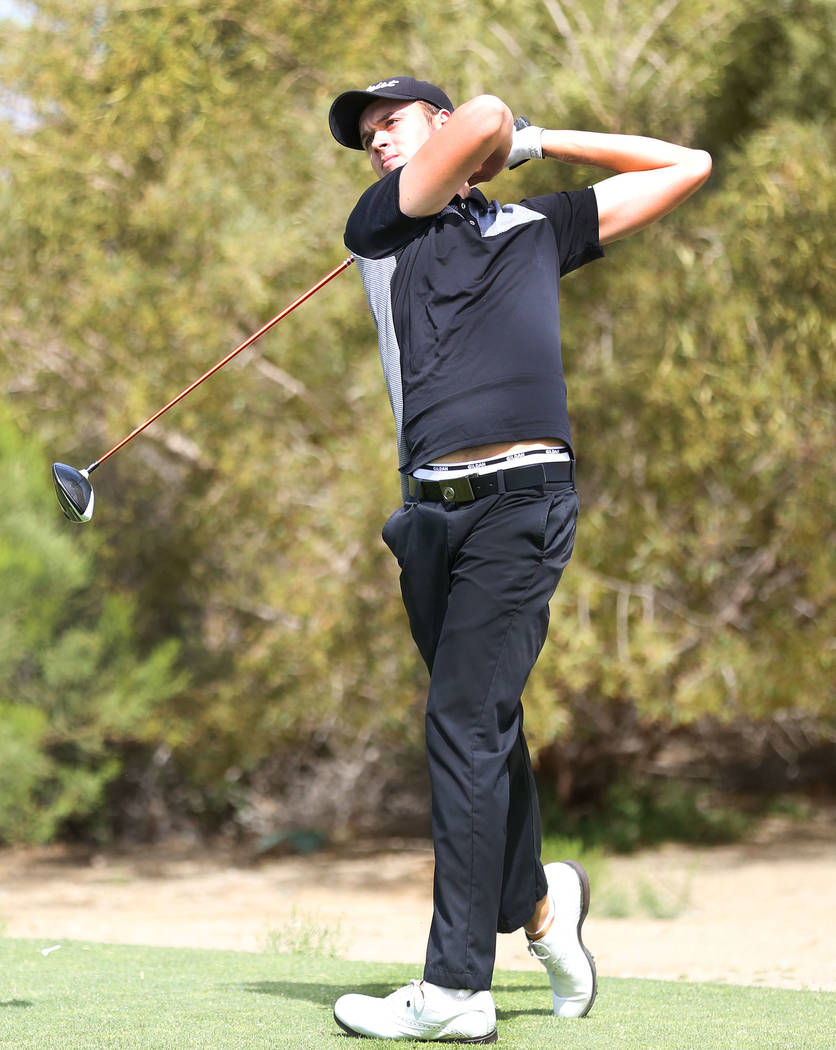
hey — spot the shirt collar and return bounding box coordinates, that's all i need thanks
[454,187,489,211]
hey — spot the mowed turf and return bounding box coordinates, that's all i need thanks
[0,938,832,1050]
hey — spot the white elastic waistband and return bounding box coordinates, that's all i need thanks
[412,446,571,481]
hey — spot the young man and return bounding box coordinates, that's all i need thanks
[328,76,711,1043]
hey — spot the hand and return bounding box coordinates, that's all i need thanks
[505,117,544,169]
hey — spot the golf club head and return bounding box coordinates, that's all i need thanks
[52,462,94,523]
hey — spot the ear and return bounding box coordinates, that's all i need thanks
[433,109,452,130]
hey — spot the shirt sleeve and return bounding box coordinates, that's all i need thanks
[344,168,434,260]
[521,187,604,277]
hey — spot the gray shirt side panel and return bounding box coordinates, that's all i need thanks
[354,254,409,501]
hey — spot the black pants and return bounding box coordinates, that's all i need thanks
[382,482,579,990]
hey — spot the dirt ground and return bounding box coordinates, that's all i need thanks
[1,816,834,992]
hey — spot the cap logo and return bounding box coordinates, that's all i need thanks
[366,79,400,91]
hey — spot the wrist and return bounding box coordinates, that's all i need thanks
[539,129,588,166]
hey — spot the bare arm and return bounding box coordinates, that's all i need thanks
[399,95,513,217]
[540,130,712,244]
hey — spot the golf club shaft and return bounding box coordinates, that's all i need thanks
[86,256,355,474]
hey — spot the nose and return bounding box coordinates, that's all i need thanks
[370,128,390,153]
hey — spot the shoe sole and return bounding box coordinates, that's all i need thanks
[333,1011,498,1043]
[561,860,598,1017]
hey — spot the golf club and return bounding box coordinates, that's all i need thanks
[53,256,355,523]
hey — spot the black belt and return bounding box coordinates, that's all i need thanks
[408,459,575,503]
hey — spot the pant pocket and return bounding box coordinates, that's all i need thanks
[539,487,579,570]
[381,503,412,564]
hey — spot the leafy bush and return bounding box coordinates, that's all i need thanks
[0,1,832,842]
[540,775,751,854]
[0,407,187,843]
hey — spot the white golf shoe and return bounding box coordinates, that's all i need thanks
[333,979,497,1043]
[526,860,597,1017]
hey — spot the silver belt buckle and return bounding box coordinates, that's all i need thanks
[442,475,476,503]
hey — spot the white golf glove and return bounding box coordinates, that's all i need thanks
[506,117,544,169]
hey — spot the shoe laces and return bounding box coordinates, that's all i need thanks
[528,933,571,971]
[401,979,425,1012]
[527,938,552,961]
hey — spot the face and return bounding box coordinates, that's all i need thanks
[358,98,447,179]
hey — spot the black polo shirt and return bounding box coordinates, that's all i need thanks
[345,167,603,474]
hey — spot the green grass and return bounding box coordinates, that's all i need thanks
[1,938,833,1049]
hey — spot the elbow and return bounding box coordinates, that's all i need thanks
[469,94,513,146]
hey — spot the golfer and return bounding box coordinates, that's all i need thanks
[328,76,711,1043]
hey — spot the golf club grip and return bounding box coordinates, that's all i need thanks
[88,256,355,473]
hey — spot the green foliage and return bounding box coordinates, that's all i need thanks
[524,108,834,746]
[0,0,832,839]
[541,778,751,853]
[0,407,186,843]
[0,703,52,843]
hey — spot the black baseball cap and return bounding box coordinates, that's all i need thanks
[329,75,454,150]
